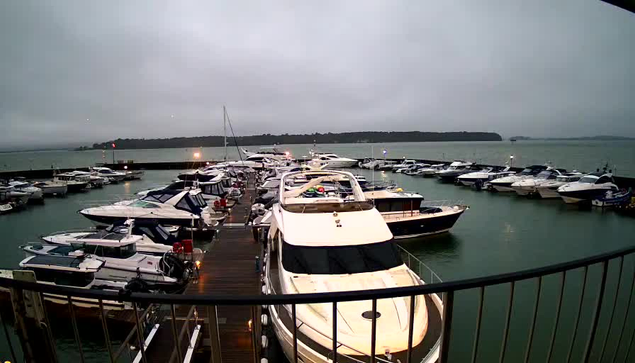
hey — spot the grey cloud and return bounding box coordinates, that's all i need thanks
[0,0,634,148]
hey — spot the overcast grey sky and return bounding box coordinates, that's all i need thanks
[0,1,634,148]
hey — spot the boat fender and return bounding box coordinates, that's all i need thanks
[261,314,268,326]
[260,359,268,363]
[261,285,267,294]
[261,335,268,349]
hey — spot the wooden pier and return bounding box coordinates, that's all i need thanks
[144,186,263,363]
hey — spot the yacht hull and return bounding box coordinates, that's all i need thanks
[384,207,467,239]
[41,185,68,196]
[558,189,607,204]
[79,212,199,228]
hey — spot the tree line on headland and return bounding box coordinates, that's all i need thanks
[88,131,502,150]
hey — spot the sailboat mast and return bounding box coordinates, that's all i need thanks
[223,105,228,161]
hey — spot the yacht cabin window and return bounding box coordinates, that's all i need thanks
[79,243,137,258]
[596,176,613,184]
[29,268,95,287]
[579,176,598,184]
[282,240,402,274]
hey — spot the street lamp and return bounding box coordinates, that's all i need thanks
[510,155,514,167]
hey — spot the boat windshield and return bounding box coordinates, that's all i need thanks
[520,168,534,175]
[81,243,137,258]
[281,240,402,274]
[536,171,556,179]
[579,176,598,184]
[129,200,160,208]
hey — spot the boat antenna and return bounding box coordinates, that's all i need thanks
[224,107,243,163]
[223,106,228,161]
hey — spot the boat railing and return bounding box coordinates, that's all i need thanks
[398,245,443,284]
[2,244,635,363]
[420,199,465,208]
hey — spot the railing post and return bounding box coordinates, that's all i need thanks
[523,277,542,363]
[471,287,485,363]
[546,271,567,363]
[67,296,85,363]
[132,302,147,363]
[582,261,609,363]
[98,299,116,363]
[599,257,624,362]
[207,305,222,363]
[332,301,338,363]
[439,291,454,363]
[292,304,298,363]
[370,298,377,363]
[406,295,416,363]
[170,304,183,363]
[611,262,635,363]
[566,266,589,363]
[499,282,515,363]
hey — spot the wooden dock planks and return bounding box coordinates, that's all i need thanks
[145,187,262,363]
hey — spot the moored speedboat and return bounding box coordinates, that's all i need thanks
[91,167,127,184]
[21,239,192,291]
[457,166,515,186]
[488,164,549,192]
[418,164,445,177]
[311,152,358,168]
[79,190,224,229]
[535,173,584,199]
[265,169,442,363]
[8,180,43,202]
[511,168,566,196]
[435,161,474,182]
[557,172,619,204]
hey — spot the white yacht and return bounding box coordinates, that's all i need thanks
[241,146,291,161]
[456,167,515,186]
[535,173,584,199]
[91,167,127,183]
[64,170,106,188]
[79,190,223,229]
[8,180,43,202]
[41,220,188,256]
[0,185,30,205]
[390,159,418,172]
[311,152,358,168]
[32,181,68,196]
[12,255,128,309]
[435,161,474,182]
[418,164,445,177]
[557,172,619,204]
[488,165,549,192]
[54,172,90,192]
[265,170,442,363]
[510,168,565,196]
[21,238,192,291]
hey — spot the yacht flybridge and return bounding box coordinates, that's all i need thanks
[264,170,442,363]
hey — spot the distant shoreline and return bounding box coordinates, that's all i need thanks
[85,131,503,150]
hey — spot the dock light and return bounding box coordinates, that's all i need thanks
[510,155,514,159]
[195,260,202,269]
[124,165,128,170]
[206,161,210,165]
[248,319,253,332]
[383,149,387,155]
[193,152,201,159]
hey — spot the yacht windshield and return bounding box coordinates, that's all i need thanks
[129,200,160,208]
[579,176,598,184]
[281,240,402,274]
[536,171,555,179]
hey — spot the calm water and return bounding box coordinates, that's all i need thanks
[2,140,635,176]
[1,168,635,362]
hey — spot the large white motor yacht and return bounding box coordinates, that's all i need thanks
[557,172,619,204]
[8,180,43,201]
[434,161,474,182]
[265,170,442,363]
[311,152,358,168]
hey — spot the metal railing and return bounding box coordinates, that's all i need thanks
[2,245,635,363]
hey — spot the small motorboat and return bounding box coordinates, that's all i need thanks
[592,188,632,208]
[435,161,475,182]
[21,239,193,291]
